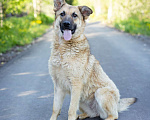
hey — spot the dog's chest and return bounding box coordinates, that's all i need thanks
[51,43,83,69]
[50,42,88,92]
[50,50,78,92]
[54,66,71,92]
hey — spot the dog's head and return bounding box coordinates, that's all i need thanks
[53,0,93,41]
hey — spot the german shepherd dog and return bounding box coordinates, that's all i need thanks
[49,0,137,120]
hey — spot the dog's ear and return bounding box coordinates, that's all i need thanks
[78,6,93,20]
[54,0,66,12]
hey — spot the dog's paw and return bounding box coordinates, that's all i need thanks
[105,115,117,120]
[77,113,89,120]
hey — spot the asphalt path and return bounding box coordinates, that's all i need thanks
[0,22,150,120]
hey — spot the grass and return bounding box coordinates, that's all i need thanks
[113,17,150,36]
[0,14,54,53]
[90,15,150,37]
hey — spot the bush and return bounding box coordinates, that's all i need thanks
[38,13,54,24]
[114,17,150,36]
[0,14,54,53]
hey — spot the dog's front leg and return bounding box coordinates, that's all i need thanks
[50,85,66,120]
[68,80,82,120]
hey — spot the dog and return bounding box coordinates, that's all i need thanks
[48,0,137,120]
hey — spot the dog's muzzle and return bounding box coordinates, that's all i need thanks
[60,21,77,41]
[60,21,76,34]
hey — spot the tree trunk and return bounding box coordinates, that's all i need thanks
[37,0,41,15]
[107,0,112,20]
[0,2,3,27]
[94,0,101,16]
[33,0,37,17]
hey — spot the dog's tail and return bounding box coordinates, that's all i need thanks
[117,98,137,112]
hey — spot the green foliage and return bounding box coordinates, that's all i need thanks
[66,0,78,5]
[2,0,32,15]
[0,14,54,53]
[0,0,55,53]
[38,13,54,24]
[80,0,150,36]
[111,0,150,36]
[114,18,150,36]
[2,0,54,17]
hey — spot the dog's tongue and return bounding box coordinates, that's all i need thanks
[63,30,72,41]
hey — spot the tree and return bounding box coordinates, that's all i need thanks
[94,0,101,16]
[0,1,3,27]
[66,0,77,5]
[66,0,73,5]
[33,0,37,17]
[37,0,41,14]
[107,0,112,20]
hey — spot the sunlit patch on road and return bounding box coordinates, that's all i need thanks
[17,90,38,97]
[0,114,18,119]
[0,88,8,91]
[12,72,33,76]
[38,93,54,99]
[36,73,49,77]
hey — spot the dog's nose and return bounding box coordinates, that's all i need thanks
[63,21,71,28]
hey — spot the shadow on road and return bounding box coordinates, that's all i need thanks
[77,116,103,120]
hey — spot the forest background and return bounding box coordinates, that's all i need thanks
[0,0,150,53]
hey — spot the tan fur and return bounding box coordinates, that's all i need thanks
[49,1,136,120]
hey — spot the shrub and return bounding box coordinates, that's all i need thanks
[38,13,54,24]
[0,14,54,53]
[114,17,150,36]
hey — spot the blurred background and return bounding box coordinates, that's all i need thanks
[0,0,150,53]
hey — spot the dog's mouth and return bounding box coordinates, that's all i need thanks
[60,23,77,41]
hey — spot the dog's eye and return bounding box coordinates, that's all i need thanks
[60,11,65,17]
[72,13,78,18]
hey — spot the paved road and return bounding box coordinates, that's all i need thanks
[0,22,150,120]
